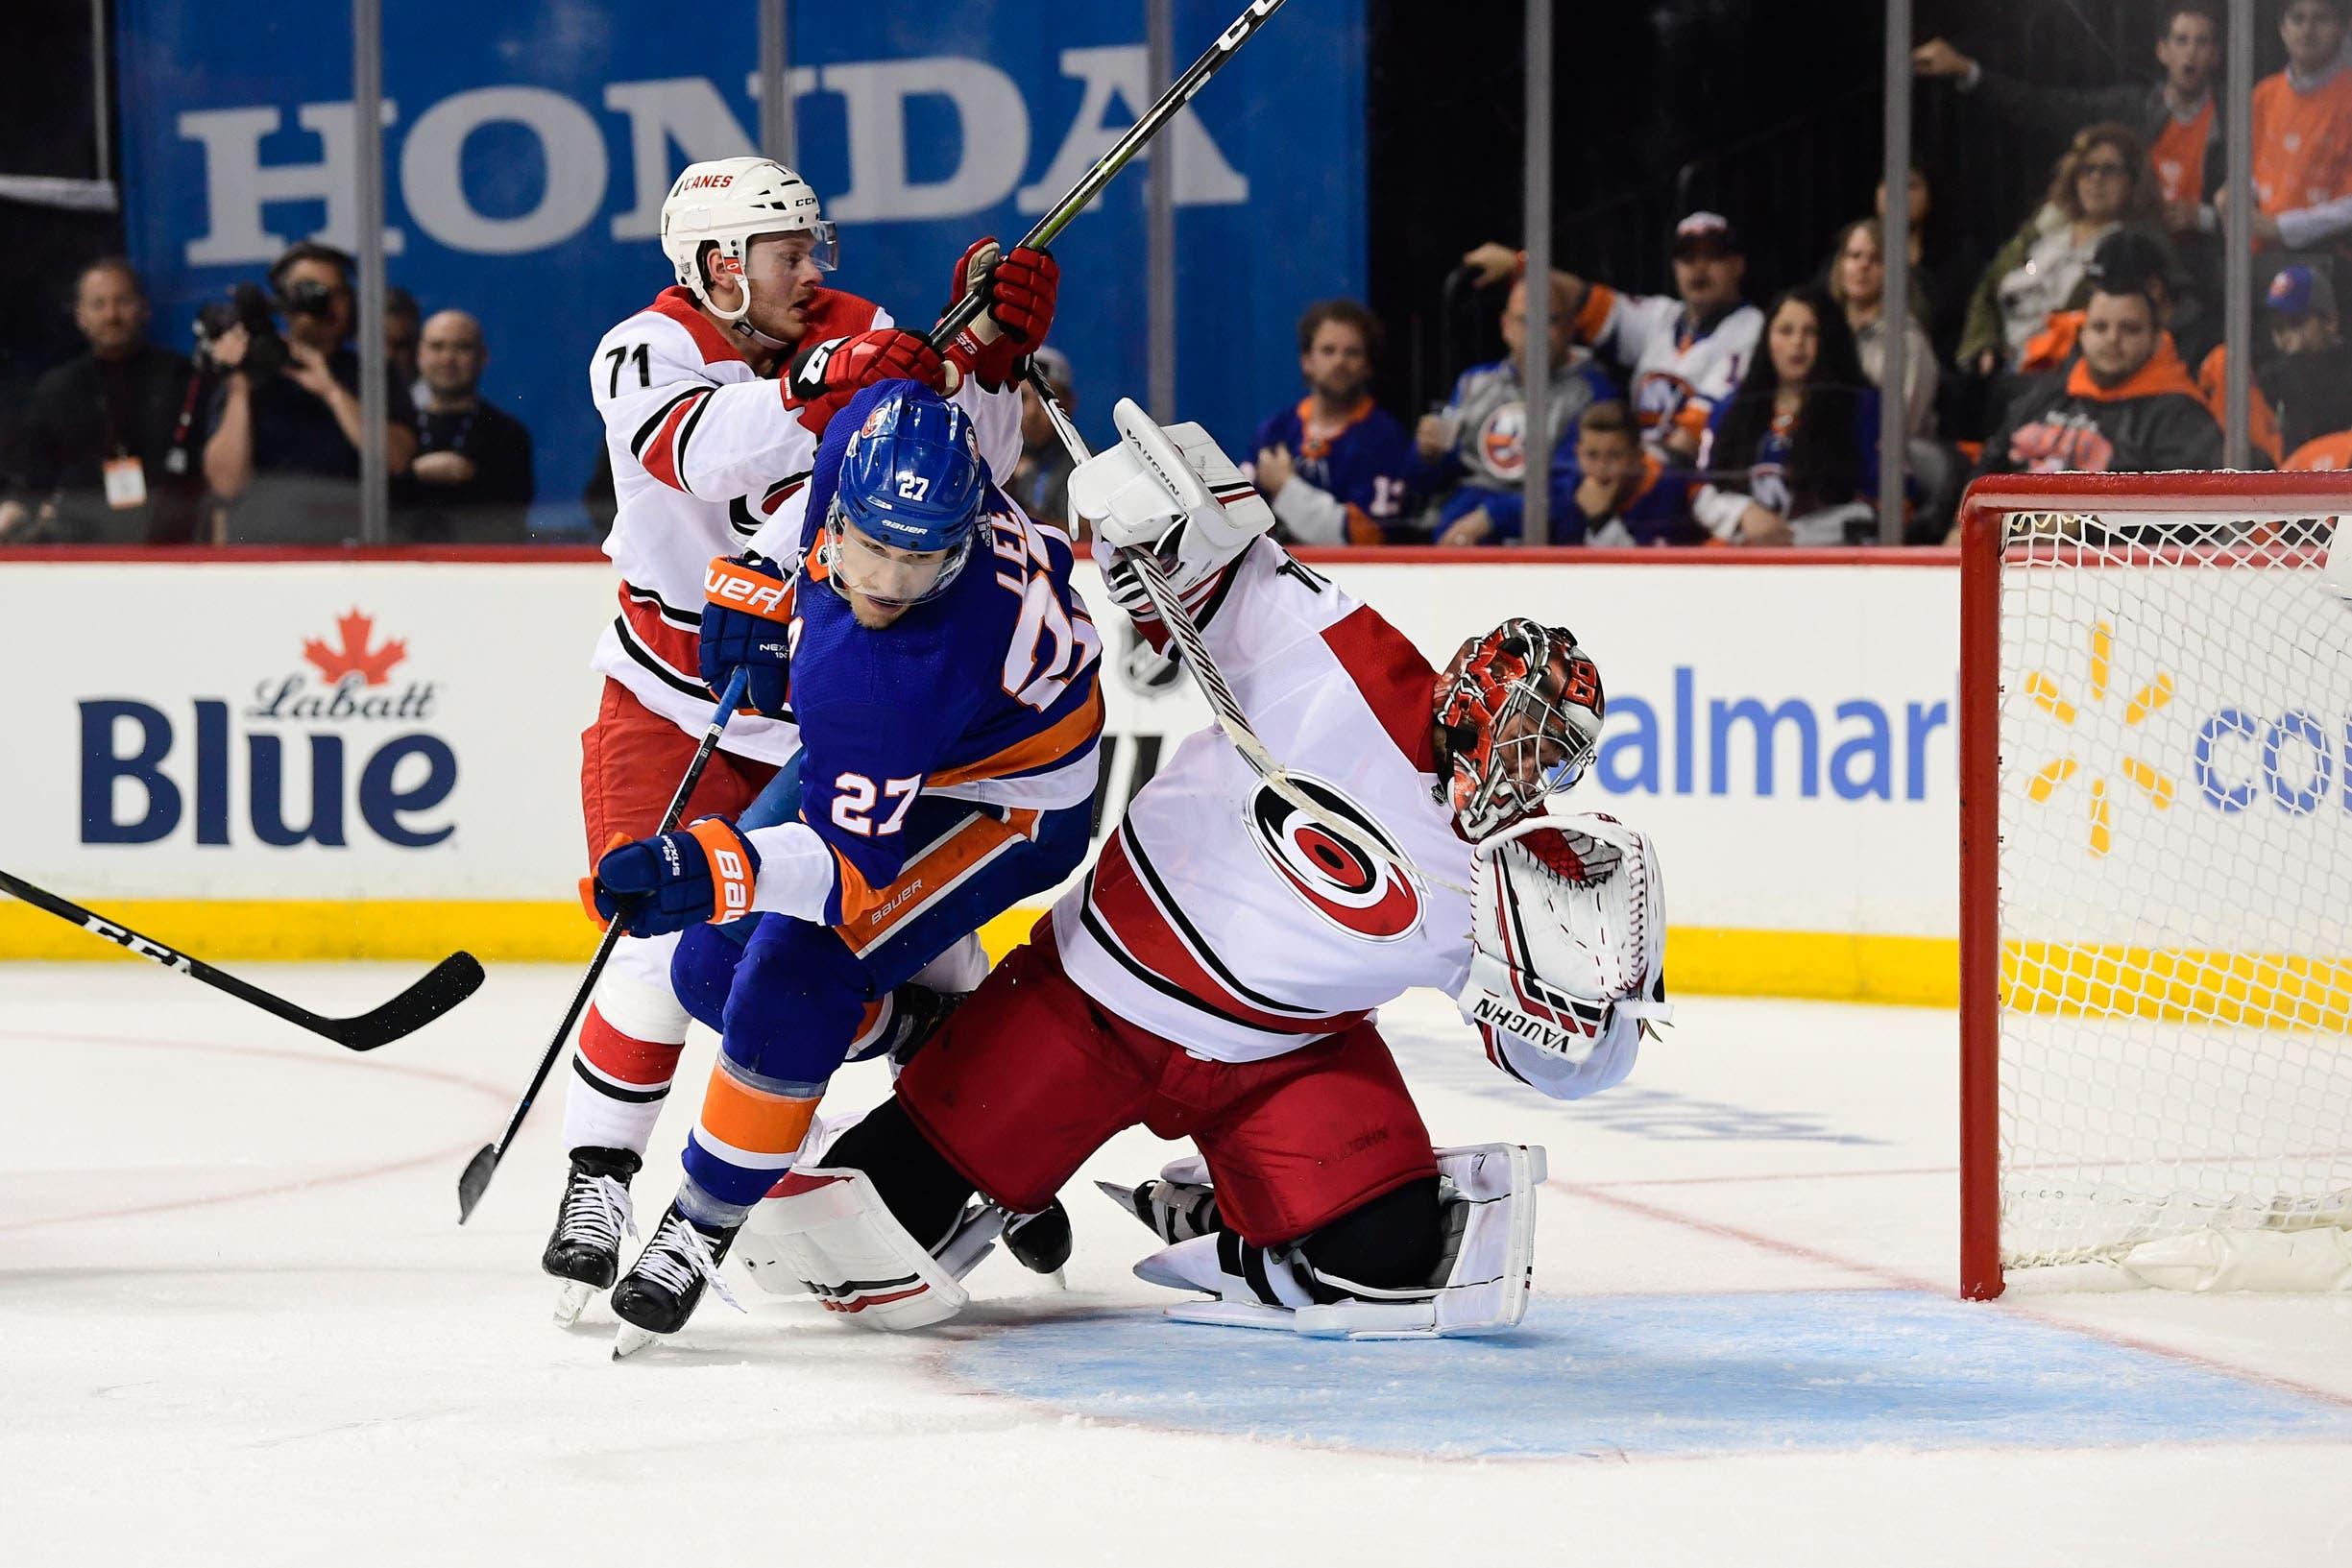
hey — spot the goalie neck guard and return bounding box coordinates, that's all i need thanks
[1434,619,1605,841]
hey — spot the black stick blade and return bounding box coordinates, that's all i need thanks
[325,952,486,1051]
[456,1142,502,1224]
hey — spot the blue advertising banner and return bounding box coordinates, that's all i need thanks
[114,0,1366,536]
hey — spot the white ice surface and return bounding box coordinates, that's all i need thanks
[6,961,2352,1567]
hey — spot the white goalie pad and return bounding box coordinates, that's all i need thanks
[1460,811,1670,1064]
[738,1166,993,1331]
[1068,398,1275,599]
[1132,1144,1547,1339]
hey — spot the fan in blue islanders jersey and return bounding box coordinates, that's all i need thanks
[580,379,1103,1343]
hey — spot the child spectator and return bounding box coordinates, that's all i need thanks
[1418,272,1617,545]
[1694,285,1882,546]
[1554,399,1698,546]
[1961,124,2177,377]
[1249,300,1416,544]
[1976,272,2222,477]
[1826,218,1939,434]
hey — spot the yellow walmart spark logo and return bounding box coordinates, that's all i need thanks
[2022,620,2175,856]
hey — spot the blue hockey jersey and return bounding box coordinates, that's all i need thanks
[1249,396,1418,543]
[780,386,1104,924]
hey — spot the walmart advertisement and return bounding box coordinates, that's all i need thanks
[110,0,1368,534]
[0,557,1980,1000]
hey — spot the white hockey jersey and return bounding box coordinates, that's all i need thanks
[1573,283,1762,455]
[586,286,1023,762]
[1051,541,1637,1101]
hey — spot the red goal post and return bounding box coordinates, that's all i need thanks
[1959,471,2352,1299]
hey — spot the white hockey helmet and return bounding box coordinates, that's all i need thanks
[658,157,838,326]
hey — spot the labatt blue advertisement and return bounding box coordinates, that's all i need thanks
[113,0,1367,535]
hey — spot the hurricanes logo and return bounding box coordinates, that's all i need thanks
[2021,618,2176,856]
[1245,775,1422,941]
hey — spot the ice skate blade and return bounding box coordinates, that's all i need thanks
[611,1322,663,1360]
[553,1280,594,1328]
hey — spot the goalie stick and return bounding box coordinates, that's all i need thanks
[454,667,749,1223]
[1024,370,1468,897]
[0,865,482,1052]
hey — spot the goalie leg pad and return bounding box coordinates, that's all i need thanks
[743,1166,982,1331]
[1132,1144,1546,1339]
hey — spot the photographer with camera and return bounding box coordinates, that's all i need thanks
[0,259,206,544]
[200,241,417,543]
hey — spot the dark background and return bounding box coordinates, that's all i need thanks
[0,0,2304,445]
[1363,0,2293,412]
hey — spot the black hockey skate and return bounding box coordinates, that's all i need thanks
[543,1146,641,1326]
[610,1200,741,1348]
[1003,1198,1074,1275]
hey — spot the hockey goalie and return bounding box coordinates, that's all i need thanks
[742,399,1669,1339]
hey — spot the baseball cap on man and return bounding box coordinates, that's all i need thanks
[2266,264,2339,320]
[1672,211,1742,258]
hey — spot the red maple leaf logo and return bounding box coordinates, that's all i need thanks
[303,609,407,687]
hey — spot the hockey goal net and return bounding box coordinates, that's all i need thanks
[1960,473,2352,1298]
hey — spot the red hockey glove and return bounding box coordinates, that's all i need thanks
[942,238,1058,390]
[786,328,945,438]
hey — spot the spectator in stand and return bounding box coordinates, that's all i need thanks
[2257,264,2352,453]
[1693,285,1882,546]
[1467,213,1764,467]
[2217,0,2352,254]
[1416,270,1617,546]
[1554,399,1697,546]
[394,308,533,543]
[1008,344,1077,533]
[1826,218,1939,434]
[1250,300,1417,545]
[385,286,422,401]
[1975,270,2222,479]
[2014,230,2276,461]
[1915,8,2225,247]
[1960,124,2177,379]
[0,258,206,544]
[202,241,418,543]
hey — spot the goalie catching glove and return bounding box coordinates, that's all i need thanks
[1458,811,1669,1086]
[1070,398,1276,622]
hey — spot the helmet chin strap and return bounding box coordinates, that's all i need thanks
[699,263,790,350]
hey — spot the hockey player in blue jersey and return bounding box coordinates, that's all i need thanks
[582,378,1103,1339]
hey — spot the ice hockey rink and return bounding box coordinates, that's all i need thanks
[7,960,2350,1568]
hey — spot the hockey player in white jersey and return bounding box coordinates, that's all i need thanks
[543,155,1060,1306]
[746,401,1668,1339]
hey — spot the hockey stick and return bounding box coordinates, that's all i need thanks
[925,0,1288,353]
[1024,370,1468,896]
[455,666,749,1223]
[0,865,482,1052]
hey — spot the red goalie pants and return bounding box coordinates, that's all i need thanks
[579,679,777,870]
[895,928,1438,1246]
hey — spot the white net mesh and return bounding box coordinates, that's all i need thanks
[1996,508,2352,1271]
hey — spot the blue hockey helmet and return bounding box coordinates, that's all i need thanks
[823,381,984,610]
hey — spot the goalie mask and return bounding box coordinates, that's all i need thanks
[1434,619,1604,841]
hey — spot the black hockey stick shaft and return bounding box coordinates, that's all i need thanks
[454,666,749,1223]
[0,865,483,1052]
[927,0,1288,350]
